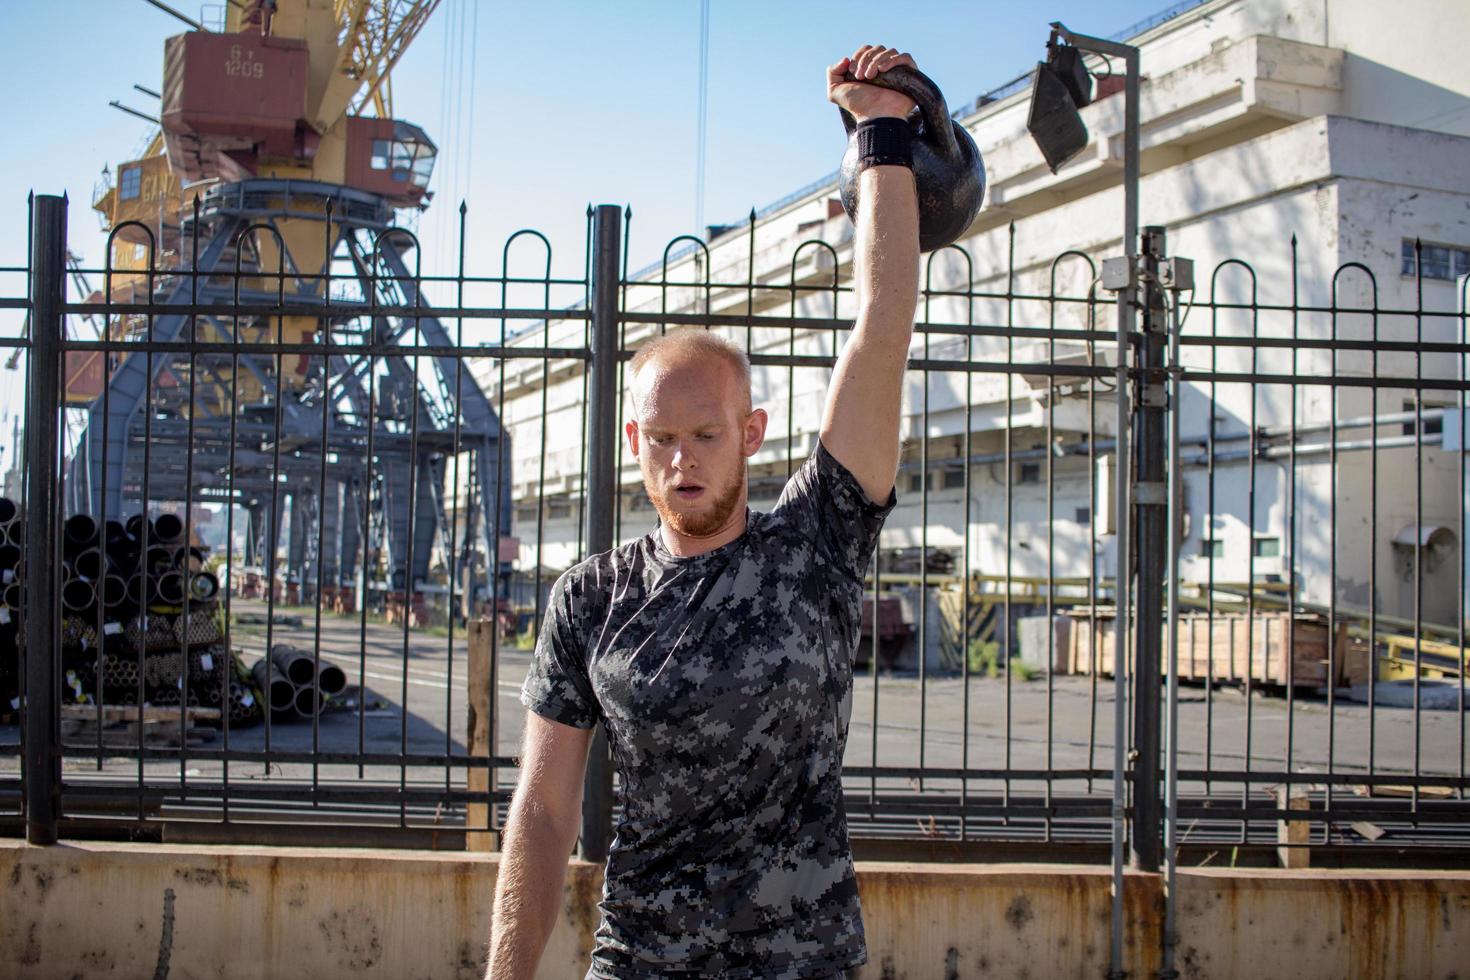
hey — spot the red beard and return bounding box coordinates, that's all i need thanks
[651,469,744,538]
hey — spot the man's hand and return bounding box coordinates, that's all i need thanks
[827,45,918,123]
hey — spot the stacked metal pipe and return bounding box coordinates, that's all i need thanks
[252,644,348,721]
[0,497,20,715]
[59,513,221,619]
[55,509,259,726]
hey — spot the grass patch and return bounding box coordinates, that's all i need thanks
[967,640,1040,681]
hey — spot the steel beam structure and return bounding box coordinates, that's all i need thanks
[63,179,511,606]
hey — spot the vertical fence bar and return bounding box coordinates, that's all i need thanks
[918,269,931,794]
[24,194,66,845]
[1003,223,1015,825]
[220,198,239,820]
[1131,226,1168,872]
[1412,244,1424,814]
[1460,273,1467,800]
[1287,237,1300,825]
[398,239,424,828]
[960,276,974,841]
[1329,277,1341,831]
[1160,260,1185,979]
[579,203,622,861]
[1243,261,1259,845]
[1087,292,1101,795]
[1204,278,1218,797]
[309,206,334,810]
[446,203,466,796]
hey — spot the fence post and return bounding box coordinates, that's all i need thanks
[465,618,497,851]
[1130,225,1170,872]
[25,194,66,845]
[579,204,622,862]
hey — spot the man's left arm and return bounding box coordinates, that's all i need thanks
[819,46,921,505]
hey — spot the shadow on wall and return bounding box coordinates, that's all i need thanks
[1342,54,1470,137]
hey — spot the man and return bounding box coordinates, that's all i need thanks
[486,44,921,979]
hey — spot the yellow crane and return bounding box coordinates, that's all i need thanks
[85,0,443,402]
[95,0,441,240]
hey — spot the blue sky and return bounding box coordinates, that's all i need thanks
[0,0,1178,283]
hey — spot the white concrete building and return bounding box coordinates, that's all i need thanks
[479,0,1470,632]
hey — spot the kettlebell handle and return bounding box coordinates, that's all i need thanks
[837,65,961,163]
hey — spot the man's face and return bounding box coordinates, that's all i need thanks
[625,355,767,541]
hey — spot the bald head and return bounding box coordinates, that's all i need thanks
[629,330,752,414]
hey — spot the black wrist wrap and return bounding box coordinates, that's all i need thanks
[854,117,913,171]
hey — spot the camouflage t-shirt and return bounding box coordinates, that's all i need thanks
[521,442,894,978]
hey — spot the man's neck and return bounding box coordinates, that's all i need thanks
[659,504,749,558]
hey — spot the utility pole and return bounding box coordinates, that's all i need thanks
[1042,22,1142,979]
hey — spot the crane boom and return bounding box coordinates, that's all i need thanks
[320,0,442,127]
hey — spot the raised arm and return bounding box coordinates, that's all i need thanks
[819,46,922,505]
[484,713,593,980]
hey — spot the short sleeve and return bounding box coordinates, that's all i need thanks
[774,440,897,580]
[519,569,600,729]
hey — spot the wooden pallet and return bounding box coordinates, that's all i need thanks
[60,703,220,747]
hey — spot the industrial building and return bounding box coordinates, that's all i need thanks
[486,0,1469,644]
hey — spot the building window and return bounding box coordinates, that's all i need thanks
[1018,462,1041,485]
[942,468,965,490]
[907,472,924,494]
[1401,239,1470,282]
[1252,537,1280,558]
[1200,539,1223,559]
[119,166,142,201]
[1402,399,1444,437]
[1075,507,1091,525]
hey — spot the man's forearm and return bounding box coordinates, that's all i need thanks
[819,163,919,501]
[485,809,576,980]
[853,165,920,346]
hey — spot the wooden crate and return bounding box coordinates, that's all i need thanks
[1061,609,1371,688]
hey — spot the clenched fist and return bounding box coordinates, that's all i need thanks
[827,45,918,123]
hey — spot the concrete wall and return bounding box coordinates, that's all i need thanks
[3,841,1468,979]
[1325,0,1470,138]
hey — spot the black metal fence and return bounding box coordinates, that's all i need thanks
[0,191,1467,869]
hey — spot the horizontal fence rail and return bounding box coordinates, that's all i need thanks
[0,191,1466,867]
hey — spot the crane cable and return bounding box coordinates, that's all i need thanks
[432,0,459,270]
[463,0,479,232]
[694,0,710,240]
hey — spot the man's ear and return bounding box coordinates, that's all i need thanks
[743,408,768,458]
[625,419,641,458]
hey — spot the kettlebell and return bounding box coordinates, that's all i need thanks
[837,65,986,253]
